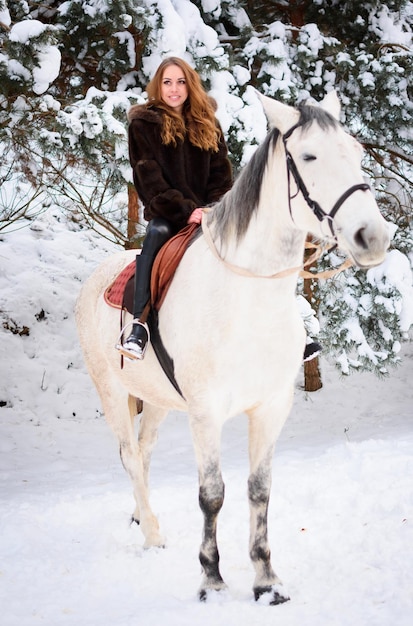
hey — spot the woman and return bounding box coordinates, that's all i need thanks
[117,57,233,360]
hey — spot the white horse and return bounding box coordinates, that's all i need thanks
[75,92,389,604]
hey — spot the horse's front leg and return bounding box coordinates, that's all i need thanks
[247,404,291,605]
[189,414,226,600]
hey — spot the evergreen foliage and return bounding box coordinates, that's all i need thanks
[318,251,412,376]
[0,0,412,375]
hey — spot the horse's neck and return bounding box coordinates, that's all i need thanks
[214,148,306,278]
[231,212,306,276]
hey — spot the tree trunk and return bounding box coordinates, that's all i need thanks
[303,237,322,392]
[304,357,322,391]
[127,183,140,249]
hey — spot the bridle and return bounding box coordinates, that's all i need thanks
[201,119,369,280]
[282,122,370,238]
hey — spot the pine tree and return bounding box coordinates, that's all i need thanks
[316,250,412,376]
[0,0,147,241]
[0,0,412,376]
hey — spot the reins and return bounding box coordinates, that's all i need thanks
[202,212,311,279]
[202,213,351,280]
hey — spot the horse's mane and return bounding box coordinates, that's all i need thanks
[211,104,338,243]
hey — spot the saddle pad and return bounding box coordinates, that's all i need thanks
[104,222,200,313]
[104,260,135,310]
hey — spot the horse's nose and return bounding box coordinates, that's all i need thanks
[354,225,369,250]
[352,222,390,267]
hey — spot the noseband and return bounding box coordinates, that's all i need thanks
[282,122,370,238]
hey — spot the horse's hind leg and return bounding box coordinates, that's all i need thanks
[247,404,291,605]
[132,400,168,521]
[92,372,165,548]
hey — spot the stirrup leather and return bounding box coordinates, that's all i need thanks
[115,318,150,361]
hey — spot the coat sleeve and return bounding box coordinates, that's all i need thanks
[128,120,196,229]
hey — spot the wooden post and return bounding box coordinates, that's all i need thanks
[303,236,322,391]
[127,183,140,249]
[303,357,322,392]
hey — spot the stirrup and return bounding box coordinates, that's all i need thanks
[115,319,150,361]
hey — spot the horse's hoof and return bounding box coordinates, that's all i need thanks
[199,583,228,602]
[143,540,166,549]
[143,530,166,549]
[254,584,290,605]
[130,516,165,548]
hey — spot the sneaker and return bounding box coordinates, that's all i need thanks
[116,321,149,361]
[303,341,322,362]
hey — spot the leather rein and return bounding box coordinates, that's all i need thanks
[202,121,370,280]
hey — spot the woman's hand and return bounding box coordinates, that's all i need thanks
[187,207,204,224]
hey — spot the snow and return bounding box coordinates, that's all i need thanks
[1,209,412,625]
[1,1,412,621]
[9,20,48,44]
[369,250,413,332]
[32,47,61,95]
[371,4,413,45]
[4,58,31,83]
[0,7,11,27]
[9,20,62,95]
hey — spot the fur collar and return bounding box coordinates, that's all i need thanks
[127,104,162,124]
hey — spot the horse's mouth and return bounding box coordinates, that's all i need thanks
[349,253,386,271]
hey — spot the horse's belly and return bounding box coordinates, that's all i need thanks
[168,314,305,418]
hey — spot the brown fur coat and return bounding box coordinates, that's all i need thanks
[127,104,233,231]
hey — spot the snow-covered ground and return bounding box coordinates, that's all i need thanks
[1,210,412,625]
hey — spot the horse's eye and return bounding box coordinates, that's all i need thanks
[303,154,316,162]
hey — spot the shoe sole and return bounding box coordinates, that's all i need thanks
[115,344,144,361]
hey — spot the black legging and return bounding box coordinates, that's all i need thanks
[143,217,175,255]
[132,217,175,319]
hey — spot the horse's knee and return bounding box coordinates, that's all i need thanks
[248,470,271,506]
[199,479,225,516]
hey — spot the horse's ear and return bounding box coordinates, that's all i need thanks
[319,90,341,120]
[255,91,299,131]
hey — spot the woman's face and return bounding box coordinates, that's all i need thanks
[160,64,188,114]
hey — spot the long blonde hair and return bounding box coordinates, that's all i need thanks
[146,57,220,152]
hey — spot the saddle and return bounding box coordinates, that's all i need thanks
[104,222,199,314]
[104,222,200,398]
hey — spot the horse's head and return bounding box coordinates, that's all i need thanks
[258,91,390,269]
